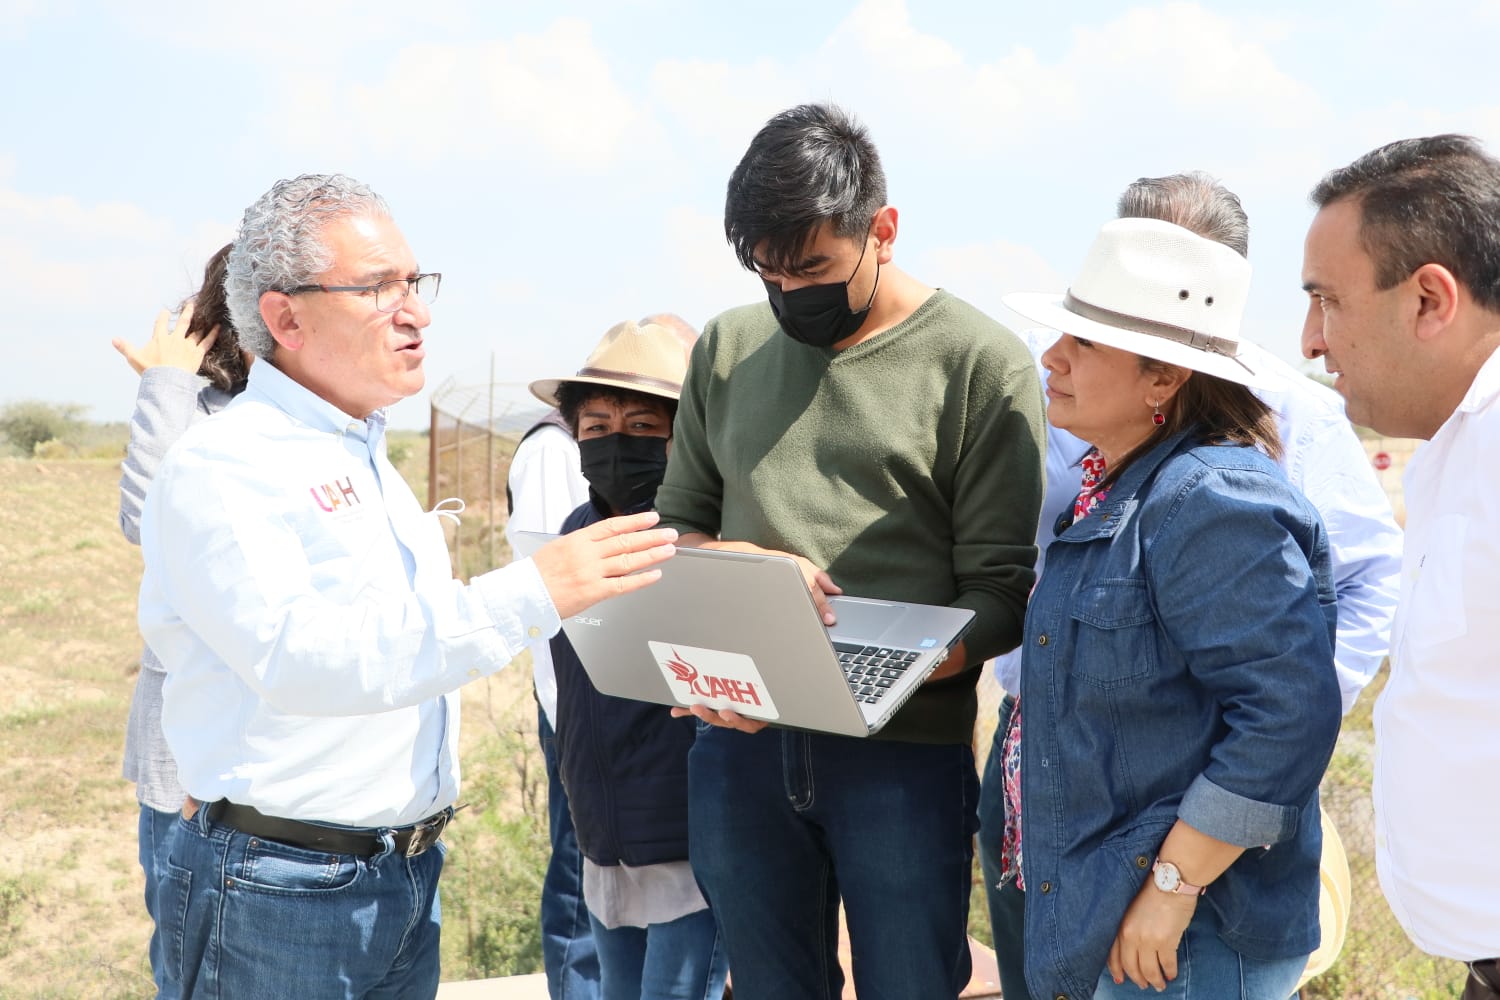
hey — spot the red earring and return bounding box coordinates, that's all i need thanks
[1152,402,1165,426]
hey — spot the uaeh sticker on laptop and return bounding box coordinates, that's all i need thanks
[648,641,781,721]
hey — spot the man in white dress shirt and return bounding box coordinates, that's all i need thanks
[1302,135,1500,1000]
[138,173,676,1000]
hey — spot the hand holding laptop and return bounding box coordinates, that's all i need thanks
[670,539,837,734]
[671,703,769,734]
[678,534,844,625]
[531,511,679,619]
[540,540,974,738]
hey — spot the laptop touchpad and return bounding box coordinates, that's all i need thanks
[828,598,904,643]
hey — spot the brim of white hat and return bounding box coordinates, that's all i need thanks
[528,373,682,408]
[1002,291,1284,391]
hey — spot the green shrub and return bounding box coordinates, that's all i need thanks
[441,708,550,980]
[0,400,87,455]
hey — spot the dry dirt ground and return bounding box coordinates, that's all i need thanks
[0,460,159,998]
[0,458,541,1000]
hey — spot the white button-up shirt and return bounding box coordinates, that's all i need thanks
[993,334,1403,716]
[139,362,559,828]
[1375,345,1500,961]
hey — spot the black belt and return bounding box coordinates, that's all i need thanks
[208,801,452,858]
[1471,958,1500,993]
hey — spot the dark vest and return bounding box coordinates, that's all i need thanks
[550,499,697,867]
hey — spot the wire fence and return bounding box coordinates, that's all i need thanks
[428,372,553,580]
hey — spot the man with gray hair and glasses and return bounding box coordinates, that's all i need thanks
[137,173,676,999]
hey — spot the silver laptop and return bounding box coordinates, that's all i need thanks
[517,534,974,737]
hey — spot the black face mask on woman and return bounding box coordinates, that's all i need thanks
[578,433,670,515]
[763,235,880,349]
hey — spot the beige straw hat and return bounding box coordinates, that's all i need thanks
[529,320,688,406]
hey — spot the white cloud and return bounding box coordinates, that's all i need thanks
[0,175,224,408]
[0,0,51,40]
[820,0,1075,138]
[131,0,440,56]
[920,239,1068,332]
[649,58,802,155]
[1062,4,1322,125]
[0,188,172,244]
[806,0,1323,149]
[275,19,653,170]
[652,203,765,325]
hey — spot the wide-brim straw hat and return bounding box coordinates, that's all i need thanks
[1003,218,1282,390]
[530,320,688,406]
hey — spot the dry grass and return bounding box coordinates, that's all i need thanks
[0,459,158,999]
[0,437,547,999]
[0,444,1474,999]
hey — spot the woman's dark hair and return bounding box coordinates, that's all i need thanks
[184,243,249,393]
[1104,360,1281,489]
[555,382,678,435]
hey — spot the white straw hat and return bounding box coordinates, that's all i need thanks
[1003,218,1281,389]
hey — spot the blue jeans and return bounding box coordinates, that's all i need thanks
[138,803,179,994]
[688,726,978,1000]
[158,805,445,999]
[1092,902,1306,999]
[976,694,1035,1000]
[539,708,601,1000]
[588,908,728,1000]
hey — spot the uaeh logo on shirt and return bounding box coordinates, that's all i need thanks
[648,641,779,721]
[309,477,362,513]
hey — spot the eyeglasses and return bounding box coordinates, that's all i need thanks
[286,273,442,314]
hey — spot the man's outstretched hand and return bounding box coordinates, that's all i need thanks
[531,511,678,620]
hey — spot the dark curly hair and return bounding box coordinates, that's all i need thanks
[555,382,677,435]
[184,243,249,393]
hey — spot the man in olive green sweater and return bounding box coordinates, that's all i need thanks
[655,103,1046,999]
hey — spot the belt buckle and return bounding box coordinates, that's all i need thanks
[404,809,450,858]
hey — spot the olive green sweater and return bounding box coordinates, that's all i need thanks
[656,290,1046,744]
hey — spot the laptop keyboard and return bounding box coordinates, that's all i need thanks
[832,641,923,706]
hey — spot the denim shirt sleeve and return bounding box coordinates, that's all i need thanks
[1144,466,1342,847]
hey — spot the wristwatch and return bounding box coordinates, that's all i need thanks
[1151,858,1207,896]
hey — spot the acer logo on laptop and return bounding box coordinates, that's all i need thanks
[648,641,779,721]
[573,616,603,627]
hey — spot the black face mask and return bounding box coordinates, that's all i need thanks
[763,237,880,348]
[578,433,670,515]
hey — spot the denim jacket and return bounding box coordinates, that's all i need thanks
[1019,429,1341,1000]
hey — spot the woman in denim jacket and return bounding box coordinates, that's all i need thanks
[1001,219,1342,1000]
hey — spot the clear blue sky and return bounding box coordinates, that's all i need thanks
[6,0,1498,428]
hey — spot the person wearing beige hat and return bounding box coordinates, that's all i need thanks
[998,218,1341,1000]
[529,320,728,1000]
